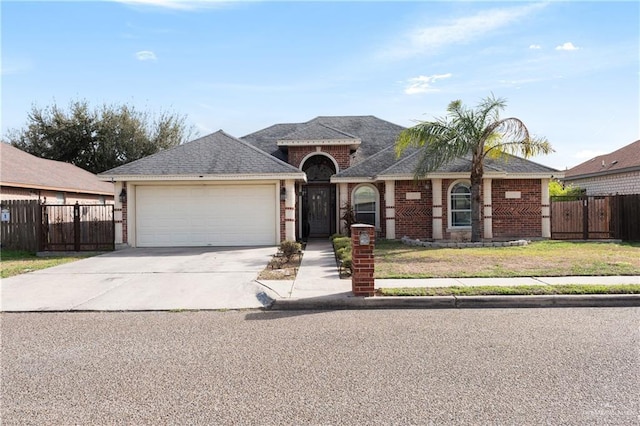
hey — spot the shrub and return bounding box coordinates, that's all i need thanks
[332,236,351,252]
[280,240,301,262]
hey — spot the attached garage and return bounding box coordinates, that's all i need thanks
[99,130,306,247]
[135,184,277,247]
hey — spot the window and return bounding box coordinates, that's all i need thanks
[450,181,471,227]
[353,185,377,227]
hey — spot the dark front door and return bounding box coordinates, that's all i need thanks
[307,185,331,237]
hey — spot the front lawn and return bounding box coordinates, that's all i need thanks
[375,240,640,279]
[0,250,92,279]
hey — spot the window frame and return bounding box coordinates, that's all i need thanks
[351,184,380,229]
[448,180,472,229]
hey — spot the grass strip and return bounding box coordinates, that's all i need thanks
[378,284,640,297]
[1,250,92,279]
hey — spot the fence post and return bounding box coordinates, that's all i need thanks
[74,202,80,251]
[582,197,589,240]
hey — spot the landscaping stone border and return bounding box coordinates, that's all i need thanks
[401,236,529,248]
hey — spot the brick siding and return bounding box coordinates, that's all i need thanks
[394,180,432,239]
[288,146,351,170]
[491,179,541,239]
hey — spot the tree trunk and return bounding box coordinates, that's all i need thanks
[470,153,484,242]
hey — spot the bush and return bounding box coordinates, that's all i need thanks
[332,237,351,252]
[280,240,301,262]
[332,236,352,275]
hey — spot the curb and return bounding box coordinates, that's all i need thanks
[269,294,640,310]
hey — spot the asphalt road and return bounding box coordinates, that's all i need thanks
[1,308,638,425]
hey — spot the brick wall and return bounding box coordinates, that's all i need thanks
[394,180,432,239]
[492,179,541,238]
[288,146,351,170]
[567,171,640,196]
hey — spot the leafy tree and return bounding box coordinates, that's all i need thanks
[549,180,584,198]
[396,95,554,242]
[5,100,195,174]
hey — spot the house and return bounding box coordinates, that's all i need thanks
[562,140,640,195]
[99,116,559,247]
[0,143,114,204]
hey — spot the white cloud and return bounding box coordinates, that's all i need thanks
[382,2,548,60]
[556,42,579,51]
[529,44,542,50]
[404,73,452,95]
[136,50,158,61]
[114,0,228,11]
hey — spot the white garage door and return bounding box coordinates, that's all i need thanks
[136,184,277,247]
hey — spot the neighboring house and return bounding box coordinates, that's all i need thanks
[99,116,559,247]
[562,140,640,196]
[0,143,114,204]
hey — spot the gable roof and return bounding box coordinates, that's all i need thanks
[333,144,558,180]
[99,130,305,180]
[278,122,359,142]
[0,143,114,195]
[242,115,405,164]
[564,140,640,180]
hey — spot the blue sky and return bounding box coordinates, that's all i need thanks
[2,0,638,170]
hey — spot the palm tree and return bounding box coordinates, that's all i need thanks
[396,95,554,242]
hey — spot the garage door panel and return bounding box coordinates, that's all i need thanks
[136,185,277,247]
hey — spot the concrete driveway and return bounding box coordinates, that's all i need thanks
[1,247,278,312]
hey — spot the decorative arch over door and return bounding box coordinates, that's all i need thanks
[300,154,337,238]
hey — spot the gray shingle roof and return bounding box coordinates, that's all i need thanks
[376,152,558,177]
[99,130,304,177]
[242,115,405,164]
[335,147,558,179]
[278,122,358,141]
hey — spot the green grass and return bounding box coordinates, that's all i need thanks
[378,284,640,297]
[0,250,92,278]
[375,240,640,279]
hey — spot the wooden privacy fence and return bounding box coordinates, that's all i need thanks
[0,201,114,252]
[551,194,640,241]
[0,200,41,251]
[42,203,115,251]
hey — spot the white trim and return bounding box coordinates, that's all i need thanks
[384,180,395,239]
[447,179,472,230]
[331,177,377,183]
[351,183,380,230]
[100,173,306,182]
[299,152,340,173]
[483,179,493,239]
[277,139,361,148]
[432,178,443,240]
[377,172,554,181]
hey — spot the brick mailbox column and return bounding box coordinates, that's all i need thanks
[351,224,376,297]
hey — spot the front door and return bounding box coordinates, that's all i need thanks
[306,185,331,237]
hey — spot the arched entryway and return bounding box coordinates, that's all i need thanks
[300,155,337,239]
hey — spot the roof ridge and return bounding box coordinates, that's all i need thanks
[316,122,359,139]
[216,130,303,173]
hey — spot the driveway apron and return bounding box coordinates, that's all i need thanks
[0,247,277,311]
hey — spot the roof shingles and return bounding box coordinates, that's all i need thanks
[100,130,304,177]
[0,143,114,195]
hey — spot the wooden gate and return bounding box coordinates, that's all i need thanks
[41,203,114,251]
[551,196,614,240]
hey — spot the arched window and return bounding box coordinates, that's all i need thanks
[449,181,471,228]
[353,185,378,227]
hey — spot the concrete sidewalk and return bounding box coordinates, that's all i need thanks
[267,239,640,310]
